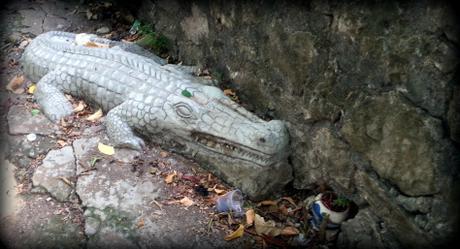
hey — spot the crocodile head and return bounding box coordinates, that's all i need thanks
[150,85,289,169]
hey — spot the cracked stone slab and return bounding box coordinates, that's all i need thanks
[76,155,162,248]
[7,134,55,168]
[73,136,141,174]
[7,105,58,135]
[76,160,160,214]
[73,139,164,247]
[32,146,76,202]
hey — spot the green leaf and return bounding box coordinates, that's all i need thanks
[129,20,141,34]
[333,196,350,207]
[89,157,100,167]
[181,89,192,98]
[31,109,40,116]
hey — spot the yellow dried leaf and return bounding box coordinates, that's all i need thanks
[84,41,110,48]
[98,142,115,155]
[73,101,86,112]
[214,188,225,194]
[27,84,36,94]
[6,75,25,93]
[280,226,299,236]
[86,109,103,121]
[254,214,281,237]
[179,196,194,207]
[165,171,177,184]
[224,224,244,241]
[246,209,255,226]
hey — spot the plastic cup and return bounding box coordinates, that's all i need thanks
[215,189,244,216]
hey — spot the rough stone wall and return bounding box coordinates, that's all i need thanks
[137,0,460,248]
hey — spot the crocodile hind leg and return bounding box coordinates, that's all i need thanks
[35,70,73,122]
[105,102,145,151]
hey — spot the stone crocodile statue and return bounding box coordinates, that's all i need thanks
[20,31,292,198]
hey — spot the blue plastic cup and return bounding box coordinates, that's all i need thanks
[215,189,244,216]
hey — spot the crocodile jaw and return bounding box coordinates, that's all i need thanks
[158,91,290,167]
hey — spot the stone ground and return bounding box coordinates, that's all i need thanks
[0,1,259,248]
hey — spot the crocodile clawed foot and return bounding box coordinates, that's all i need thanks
[119,136,145,151]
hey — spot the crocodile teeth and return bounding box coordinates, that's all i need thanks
[192,134,268,164]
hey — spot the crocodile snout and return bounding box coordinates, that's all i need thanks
[253,119,289,155]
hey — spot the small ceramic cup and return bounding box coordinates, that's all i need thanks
[310,193,349,230]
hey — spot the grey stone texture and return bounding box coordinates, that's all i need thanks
[7,105,59,135]
[0,195,84,249]
[137,0,460,248]
[32,146,76,202]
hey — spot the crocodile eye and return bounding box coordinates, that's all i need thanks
[174,103,193,118]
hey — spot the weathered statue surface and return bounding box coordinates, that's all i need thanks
[20,31,292,198]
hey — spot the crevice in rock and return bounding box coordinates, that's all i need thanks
[398,91,448,131]
[37,5,48,34]
[71,142,90,249]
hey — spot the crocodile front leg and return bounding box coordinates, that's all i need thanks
[35,70,73,122]
[105,102,146,151]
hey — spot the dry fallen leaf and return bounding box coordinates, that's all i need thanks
[73,101,86,112]
[224,224,244,241]
[159,151,169,158]
[98,142,115,155]
[151,200,163,210]
[223,89,236,97]
[214,188,225,194]
[257,200,279,206]
[57,140,67,147]
[280,226,300,236]
[65,94,74,101]
[281,197,297,207]
[254,214,282,237]
[84,41,110,48]
[86,109,103,121]
[18,39,31,49]
[27,84,36,94]
[179,196,194,207]
[246,209,255,226]
[58,177,72,186]
[279,205,289,216]
[6,75,25,94]
[74,33,110,48]
[137,218,145,229]
[165,171,177,184]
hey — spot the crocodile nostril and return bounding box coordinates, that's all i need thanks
[259,138,266,143]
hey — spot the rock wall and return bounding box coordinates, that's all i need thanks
[137,0,460,248]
